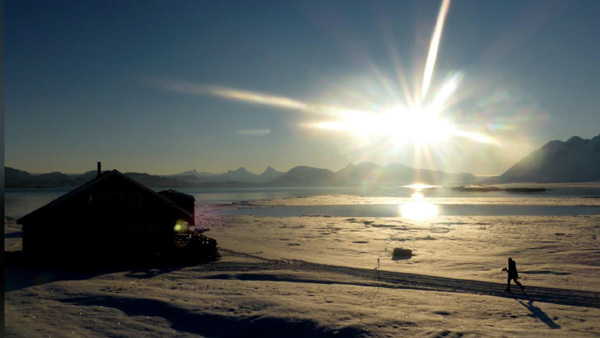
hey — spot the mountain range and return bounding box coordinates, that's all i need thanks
[168,166,285,184]
[5,163,476,188]
[4,168,199,189]
[482,134,600,183]
[6,134,600,188]
[269,163,476,187]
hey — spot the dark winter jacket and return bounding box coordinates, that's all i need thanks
[508,259,519,279]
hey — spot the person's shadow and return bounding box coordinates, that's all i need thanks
[515,297,561,329]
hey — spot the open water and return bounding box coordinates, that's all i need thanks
[5,186,600,219]
[219,204,600,217]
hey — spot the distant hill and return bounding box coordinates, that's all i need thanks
[5,168,195,188]
[10,132,600,188]
[168,169,216,184]
[271,162,476,187]
[220,167,266,183]
[5,167,33,188]
[5,167,73,188]
[176,169,214,177]
[377,163,475,185]
[271,166,336,186]
[169,166,285,184]
[258,166,285,182]
[6,162,475,188]
[483,134,600,183]
[123,172,197,188]
[334,162,381,185]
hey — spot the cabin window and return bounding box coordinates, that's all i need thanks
[130,194,142,208]
[89,194,100,208]
[148,224,159,242]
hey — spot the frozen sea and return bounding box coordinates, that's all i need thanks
[5,185,600,337]
[6,185,600,219]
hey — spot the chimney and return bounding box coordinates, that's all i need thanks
[97,162,102,178]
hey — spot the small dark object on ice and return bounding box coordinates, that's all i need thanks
[392,248,412,258]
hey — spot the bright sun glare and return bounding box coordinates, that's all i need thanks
[312,0,459,146]
[400,201,438,220]
[155,0,499,149]
[314,103,457,145]
[400,183,439,220]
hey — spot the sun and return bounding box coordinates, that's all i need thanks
[309,68,465,146]
[394,107,456,144]
[155,0,499,148]
[312,102,457,146]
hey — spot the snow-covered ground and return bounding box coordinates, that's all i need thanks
[5,195,600,337]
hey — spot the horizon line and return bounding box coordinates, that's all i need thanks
[6,162,503,178]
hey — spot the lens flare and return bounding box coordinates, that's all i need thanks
[149,78,349,117]
[148,0,504,160]
[422,0,452,100]
[174,219,189,233]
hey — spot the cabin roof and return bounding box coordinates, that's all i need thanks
[18,170,193,224]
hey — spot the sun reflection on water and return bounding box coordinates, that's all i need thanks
[400,183,438,220]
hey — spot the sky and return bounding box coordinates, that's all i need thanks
[5,0,600,176]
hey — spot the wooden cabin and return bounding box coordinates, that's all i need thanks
[158,189,196,219]
[18,168,199,263]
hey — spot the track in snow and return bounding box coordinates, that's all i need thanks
[209,249,600,310]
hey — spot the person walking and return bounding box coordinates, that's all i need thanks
[503,257,524,292]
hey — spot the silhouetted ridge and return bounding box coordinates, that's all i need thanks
[6,162,477,188]
[483,133,600,183]
[273,166,336,186]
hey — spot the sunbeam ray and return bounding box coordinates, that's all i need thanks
[148,0,500,159]
[421,0,451,101]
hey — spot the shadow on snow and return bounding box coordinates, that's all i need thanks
[59,295,369,338]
